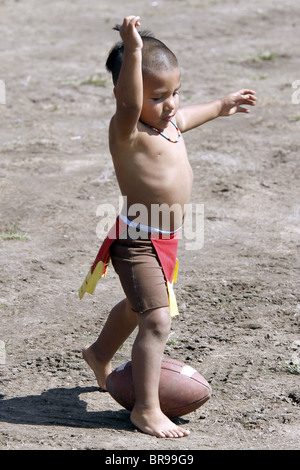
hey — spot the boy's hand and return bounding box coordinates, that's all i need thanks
[219,89,257,116]
[119,16,143,51]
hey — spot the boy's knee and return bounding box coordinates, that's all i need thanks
[142,307,171,340]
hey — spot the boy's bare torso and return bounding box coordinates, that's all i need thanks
[106,16,255,233]
[109,119,194,231]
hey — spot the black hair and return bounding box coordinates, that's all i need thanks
[105,25,178,86]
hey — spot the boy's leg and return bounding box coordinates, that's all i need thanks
[130,306,190,438]
[82,298,138,389]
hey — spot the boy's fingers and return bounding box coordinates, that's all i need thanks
[120,15,141,38]
[239,91,257,105]
[124,15,141,27]
[132,16,141,26]
[241,95,256,102]
[241,89,256,95]
[237,106,250,114]
[243,92,257,101]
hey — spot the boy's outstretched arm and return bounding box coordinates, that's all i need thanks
[112,16,143,143]
[176,89,256,133]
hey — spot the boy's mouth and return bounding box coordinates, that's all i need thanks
[162,114,174,122]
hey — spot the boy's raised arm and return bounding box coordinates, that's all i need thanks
[112,16,143,143]
[176,89,256,133]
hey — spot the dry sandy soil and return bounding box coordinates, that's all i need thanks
[0,0,299,451]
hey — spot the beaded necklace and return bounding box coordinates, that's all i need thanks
[143,120,181,143]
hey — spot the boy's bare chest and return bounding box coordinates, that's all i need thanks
[140,133,187,165]
[110,128,191,181]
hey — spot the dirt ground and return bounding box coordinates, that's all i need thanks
[0,0,299,451]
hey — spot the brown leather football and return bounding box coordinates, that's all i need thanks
[106,356,212,417]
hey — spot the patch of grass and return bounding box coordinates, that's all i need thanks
[258,73,269,80]
[0,223,30,241]
[290,115,300,122]
[257,50,278,61]
[232,50,278,64]
[79,74,107,87]
[247,73,269,81]
[62,73,107,88]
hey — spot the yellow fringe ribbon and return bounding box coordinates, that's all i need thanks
[166,258,179,317]
[78,259,109,300]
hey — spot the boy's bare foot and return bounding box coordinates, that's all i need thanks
[130,405,190,438]
[82,344,111,391]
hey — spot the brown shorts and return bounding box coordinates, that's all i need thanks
[110,237,169,314]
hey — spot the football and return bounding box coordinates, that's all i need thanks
[105,356,212,417]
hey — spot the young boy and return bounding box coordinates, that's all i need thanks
[81,16,256,438]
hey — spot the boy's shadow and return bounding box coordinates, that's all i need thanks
[0,386,135,431]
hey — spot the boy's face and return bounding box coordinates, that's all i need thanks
[140,66,181,130]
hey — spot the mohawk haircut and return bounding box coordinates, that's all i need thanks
[106,25,178,86]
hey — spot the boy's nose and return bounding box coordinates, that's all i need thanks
[164,96,175,111]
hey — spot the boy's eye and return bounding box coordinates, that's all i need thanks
[152,91,179,102]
